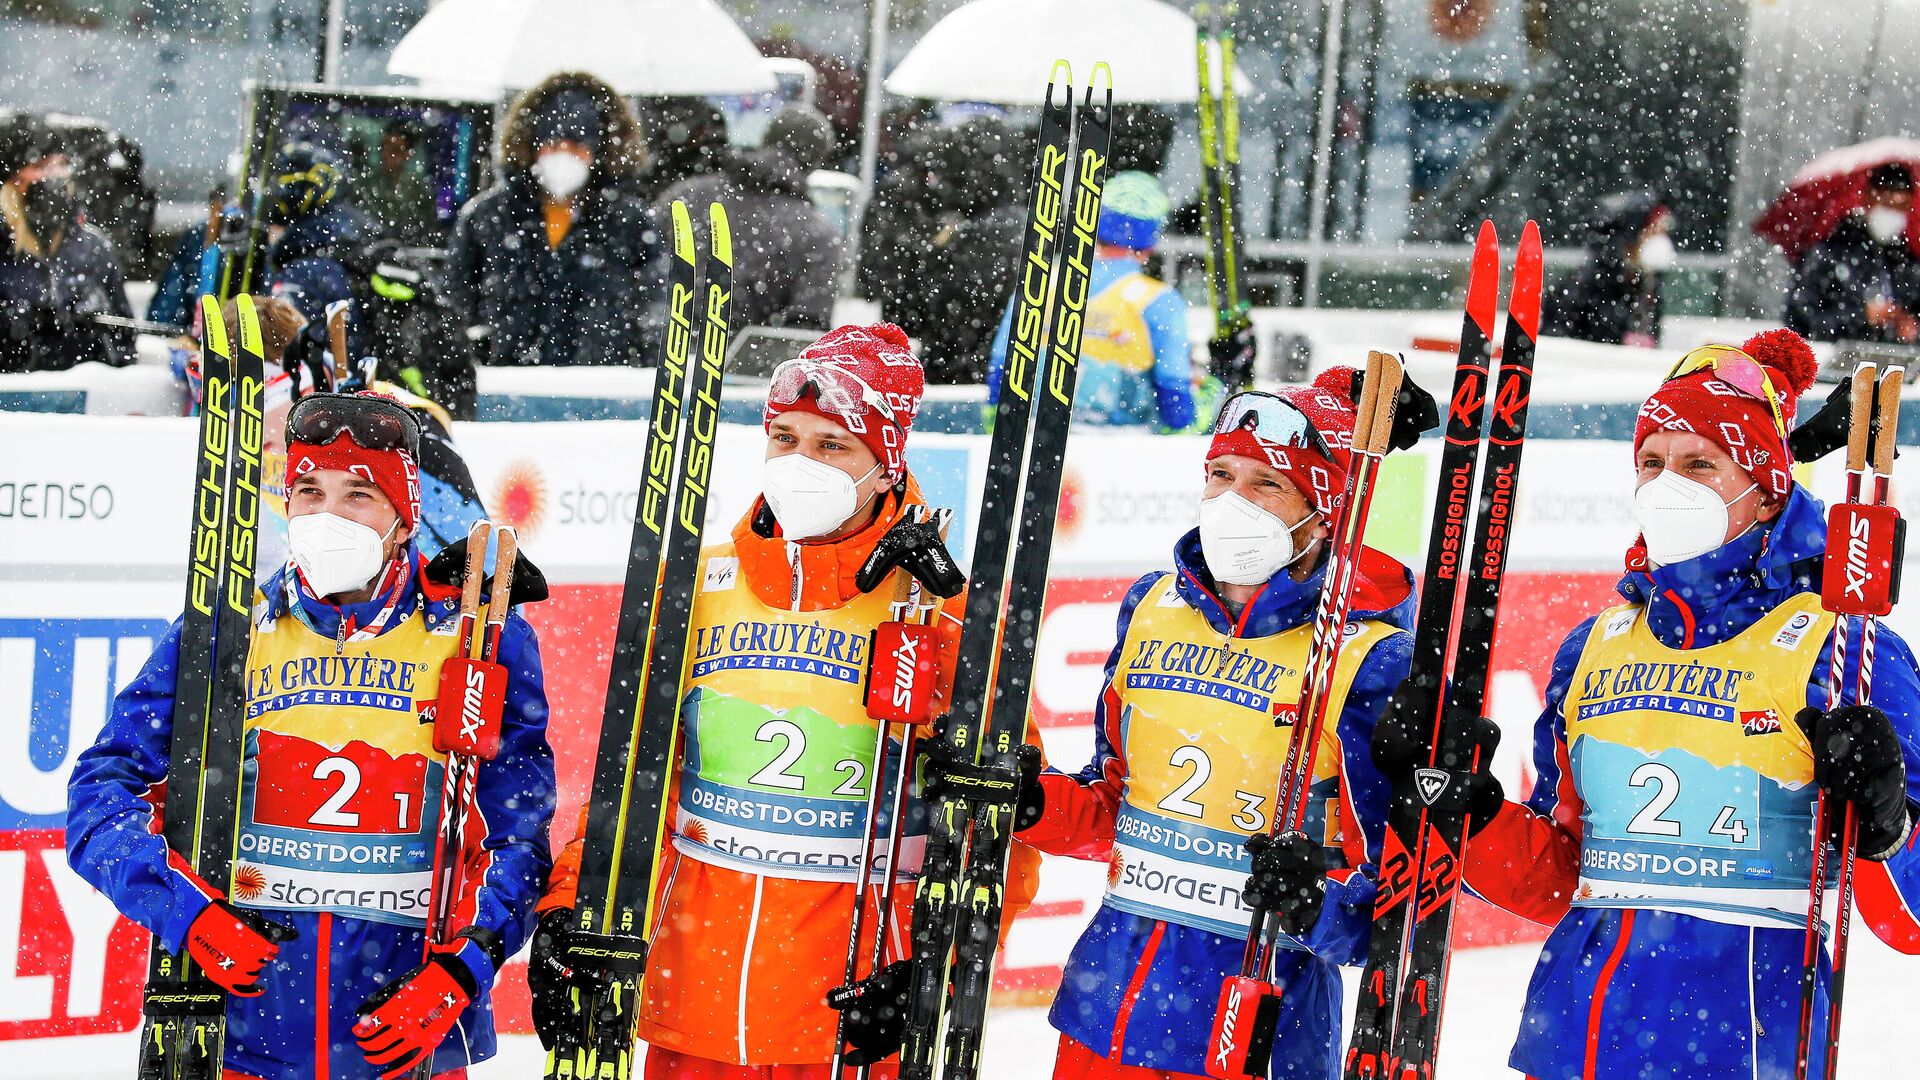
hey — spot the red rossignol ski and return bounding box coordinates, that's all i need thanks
[1347,221,1542,1080]
[1206,351,1404,1079]
[1798,364,1904,1080]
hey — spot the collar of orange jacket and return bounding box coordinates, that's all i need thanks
[731,473,929,610]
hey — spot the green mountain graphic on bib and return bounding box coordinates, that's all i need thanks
[682,686,888,801]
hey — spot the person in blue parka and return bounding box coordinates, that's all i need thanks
[1449,329,1920,1080]
[66,392,554,1080]
[1015,367,1424,1079]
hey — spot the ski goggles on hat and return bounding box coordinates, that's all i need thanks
[768,357,900,433]
[1664,344,1788,436]
[287,392,421,459]
[1212,391,1334,459]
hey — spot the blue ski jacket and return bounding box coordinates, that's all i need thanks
[1020,530,1416,1077]
[65,551,555,1080]
[1464,486,1920,1080]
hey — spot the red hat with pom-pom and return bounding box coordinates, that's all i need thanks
[1633,328,1819,501]
[764,323,925,484]
[1207,366,1360,517]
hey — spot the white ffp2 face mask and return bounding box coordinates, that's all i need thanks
[1633,470,1757,568]
[1637,232,1677,272]
[288,511,398,597]
[763,454,880,541]
[1198,490,1317,586]
[532,151,590,200]
[1869,206,1908,245]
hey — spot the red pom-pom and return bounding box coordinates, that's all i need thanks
[1741,328,1819,396]
[868,322,912,350]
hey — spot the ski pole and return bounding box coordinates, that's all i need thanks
[1818,366,1901,1080]
[1208,350,1401,1080]
[1797,365,1875,1080]
[833,508,946,1079]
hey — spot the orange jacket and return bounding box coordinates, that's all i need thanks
[540,478,1041,1065]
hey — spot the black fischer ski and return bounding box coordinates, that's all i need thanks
[1346,221,1542,1080]
[1195,3,1253,390]
[138,294,266,1080]
[896,63,1111,1080]
[550,202,733,1080]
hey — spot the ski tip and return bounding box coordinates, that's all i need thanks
[1466,224,1500,335]
[707,202,733,269]
[1048,58,1073,94]
[669,200,696,265]
[1508,221,1544,342]
[235,293,263,359]
[1089,61,1113,102]
[197,294,229,356]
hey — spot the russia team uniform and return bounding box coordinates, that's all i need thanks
[1020,532,1415,1079]
[66,556,556,1079]
[1466,489,1920,1080]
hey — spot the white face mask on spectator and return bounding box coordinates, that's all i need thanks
[533,151,590,200]
[1868,206,1907,245]
[1637,233,1677,272]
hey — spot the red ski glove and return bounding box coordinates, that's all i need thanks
[353,933,497,1079]
[185,900,295,997]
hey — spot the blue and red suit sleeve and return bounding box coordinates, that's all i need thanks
[455,611,557,964]
[1297,627,1413,966]
[1017,573,1161,860]
[1820,622,1920,952]
[1461,616,1597,926]
[64,618,222,952]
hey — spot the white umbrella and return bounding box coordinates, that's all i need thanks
[883,0,1250,106]
[388,0,774,97]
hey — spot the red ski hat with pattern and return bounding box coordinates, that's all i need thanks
[1206,366,1359,517]
[764,323,925,484]
[1633,329,1819,502]
[285,392,423,531]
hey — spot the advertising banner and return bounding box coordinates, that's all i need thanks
[5,413,1908,1044]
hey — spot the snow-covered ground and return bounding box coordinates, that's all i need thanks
[11,911,1914,1079]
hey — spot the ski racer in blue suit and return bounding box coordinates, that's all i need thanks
[1016,368,1420,1079]
[66,393,554,1080]
[1457,331,1920,1080]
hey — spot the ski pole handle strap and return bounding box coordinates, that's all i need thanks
[434,657,506,759]
[1206,975,1282,1080]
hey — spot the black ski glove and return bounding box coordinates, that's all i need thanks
[1209,324,1259,392]
[1242,830,1326,938]
[856,512,965,598]
[424,541,550,606]
[1799,705,1913,860]
[527,908,604,1050]
[1788,378,1853,464]
[1371,698,1505,838]
[826,958,911,1065]
[1347,363,1440,452]
[917,729,1046,832]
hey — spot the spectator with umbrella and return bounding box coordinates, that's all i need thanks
[1754,141,1920,343]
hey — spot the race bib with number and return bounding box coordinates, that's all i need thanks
[1104,575,1395,936]
[673,545,928,881]
[233,601,459,926]
[1566,596,1831,928]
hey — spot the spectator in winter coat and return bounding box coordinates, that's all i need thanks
[448,72,661,366]
[67,392,555,1079]
[264,142,364,329]
[988,171,1196,429]
[0,114,133,371]
[1787,162,1920,343]
[1543,191,1673,347]
[358,120,438,246]
[659,107,842,330]
[858,115,1029,383]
